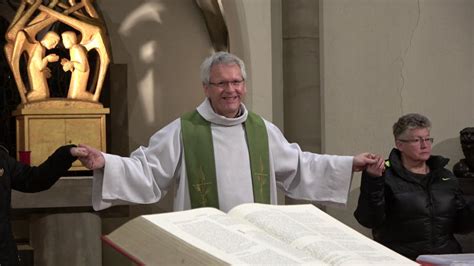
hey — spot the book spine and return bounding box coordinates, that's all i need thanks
[101,235,146,266]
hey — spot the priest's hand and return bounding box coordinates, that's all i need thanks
[70,146,88,157]
[352,153,384,172]
[73,144,106,170]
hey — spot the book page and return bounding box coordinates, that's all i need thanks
[144,207,328,265]
[228,203,418,266]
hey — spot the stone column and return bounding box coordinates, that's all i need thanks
[282,0,320,152]
[30,212,102,266]
[282,0,321,205]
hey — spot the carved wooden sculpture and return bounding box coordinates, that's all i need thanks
[6,1,110,170]
[26,31,60,101]
[4,0,110,104]
[61,30,93,100]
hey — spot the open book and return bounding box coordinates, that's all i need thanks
[102,203,418,265]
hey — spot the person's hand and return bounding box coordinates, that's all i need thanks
[72,144,106,170]
[61,58,73,72]
[47,54,59,62]
[365,155,385,177]
[352,152,382,172]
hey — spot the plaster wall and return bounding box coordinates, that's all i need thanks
[98,0,212,152]
[320,0,474,235]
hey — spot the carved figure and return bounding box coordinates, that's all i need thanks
[61,31,93,100]
[4,0,110,105]
[453,127,474,178]
[26,31,60,101]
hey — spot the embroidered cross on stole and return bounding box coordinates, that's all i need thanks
[181,110,270,209]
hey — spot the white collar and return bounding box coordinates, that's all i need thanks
[196,98,248,126]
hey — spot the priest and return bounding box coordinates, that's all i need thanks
[78,52,383,212]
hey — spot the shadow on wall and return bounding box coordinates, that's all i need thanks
[431,137,463,171]
[98,1,212,149]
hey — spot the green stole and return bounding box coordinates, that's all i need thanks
[181,110,270,209]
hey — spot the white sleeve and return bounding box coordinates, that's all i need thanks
[92,119,182,210]
[265,121,354,206]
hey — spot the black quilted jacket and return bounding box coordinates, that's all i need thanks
[0,145,76,266]
[354,148,474,260]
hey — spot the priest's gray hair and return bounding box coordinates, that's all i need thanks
[393,113,431,139]
[200,51,247,85]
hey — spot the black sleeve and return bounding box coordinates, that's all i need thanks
[10,145,77,193]
[354,170,387,228]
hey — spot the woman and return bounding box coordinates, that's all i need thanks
[0,145,84,265]
[354,113,474,260]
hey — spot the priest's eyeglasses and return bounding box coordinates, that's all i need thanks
[208,79,245,88]
[397,137,434,145]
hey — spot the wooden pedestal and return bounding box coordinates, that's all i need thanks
[13,100,109,171]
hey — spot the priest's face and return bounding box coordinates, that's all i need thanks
[204,63,246,118]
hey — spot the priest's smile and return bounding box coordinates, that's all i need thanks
[222,95,239,101]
